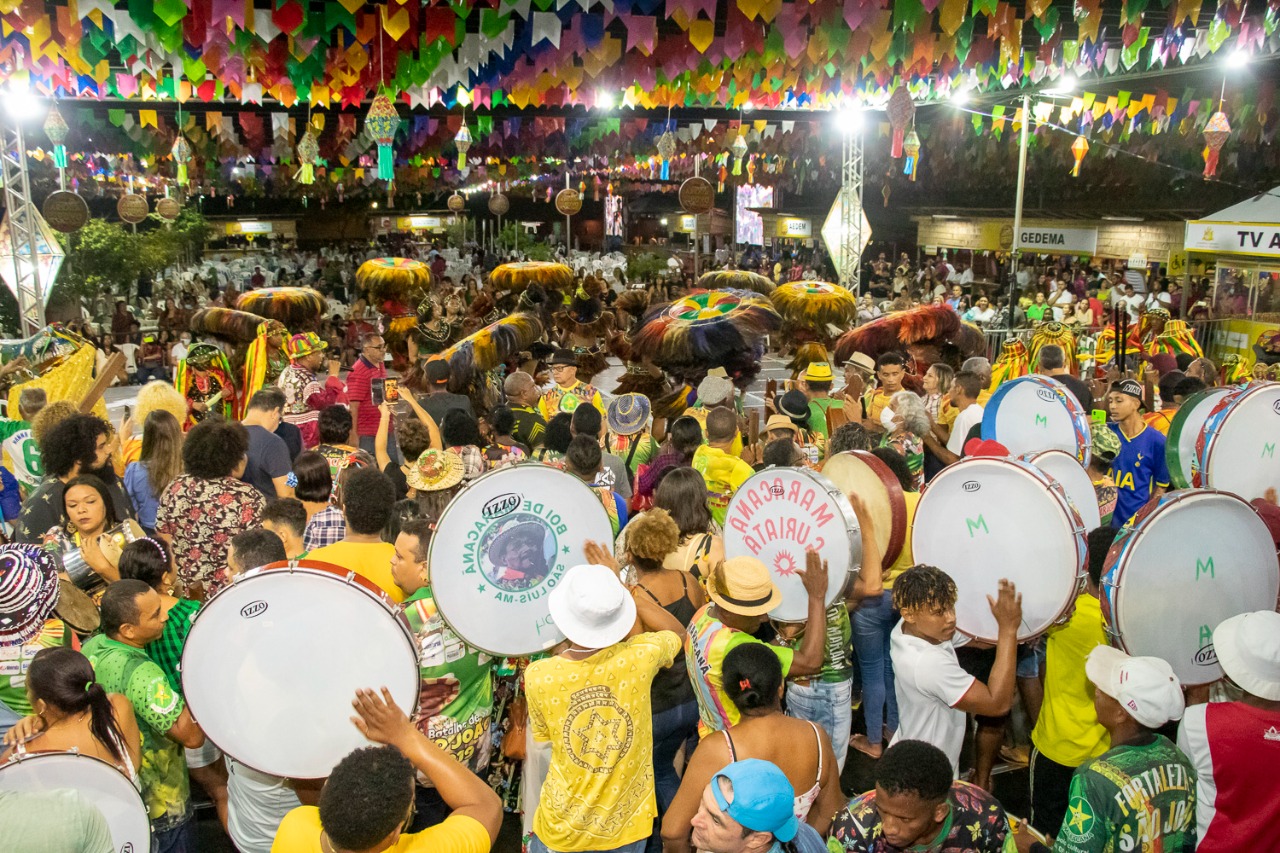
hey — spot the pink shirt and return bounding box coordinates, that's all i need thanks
[344,356,385,437]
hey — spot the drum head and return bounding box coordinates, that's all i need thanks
[982,376,1092,464]
[723,467,860,622]
[1166,387,1233,489]
[913,457,1086,642]
[1100,490,1280,686]
[820,451,907,567]
[53,578,100,634]
[1023,450,1102,532]
[1196,383,1280,501]
[0,751,150,853]
[181,562,419,778]
[428,465,613,657]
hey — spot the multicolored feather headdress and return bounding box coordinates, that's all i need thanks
[435,312,544,377]
[834,304,983,365]
[235,287,326,330]
[356,257,433,303]
[696,270,776,296]
[631,289,780,387]
[1029,321,1077,373]
[989,339,1030,389]
[771,281,857,331]
[189,307,268,344]
[1150,320,1204,360]
[489,261,576,293]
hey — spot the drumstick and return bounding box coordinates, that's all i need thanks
[748,408,760,447]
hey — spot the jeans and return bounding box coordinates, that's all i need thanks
[787,678,853,772]
[852,590,899,745]
[153,814,194,853]
[651,701,699,813]
[136,365,169,384]
[1018,637,1047,679]
[530,834,647,853]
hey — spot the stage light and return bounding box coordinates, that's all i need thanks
[3,86,39,119]
[950,88,970,106]
[1227,50,1249,69]
[595,89,615,110]
[836,107,863,135]
[1045,74,1076,96]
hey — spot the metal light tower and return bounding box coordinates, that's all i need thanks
[840,118,864,292]
[0,101,47,335]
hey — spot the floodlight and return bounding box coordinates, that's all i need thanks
[1045,74,1076,96]
[595,89,615,110]
[950,89,970,106]
[1227,50,1249,69]
[3,87,39,119]
[836,108,863,135]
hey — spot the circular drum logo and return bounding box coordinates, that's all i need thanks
[478,513,557,592]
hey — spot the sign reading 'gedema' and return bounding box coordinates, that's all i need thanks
[1016,226,1098,254]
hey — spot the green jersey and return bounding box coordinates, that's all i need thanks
[807,398,842,440]
[1053,735,1197,853]
[774,604,853,684]
[82,635,190,828]
[402,586,495,777]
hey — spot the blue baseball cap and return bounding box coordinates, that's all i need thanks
[711,759,798,842]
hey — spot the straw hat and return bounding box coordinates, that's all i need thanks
[764,414,800,436]
[708,556,782,617]
[607,394,651,436]
[406,449,464,492]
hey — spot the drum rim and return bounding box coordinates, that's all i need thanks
[179,559,420,779]
[1197,383,1279,492]
[1099,488,1275,686]
[426,462,614,658]
[1166,387,1232,489]
[981,374,1092,465]
[722,465,860,623]
[1021,449,1103,531]
[0,748,150,841]
[915,456,1087,642]
[820,450,908,567]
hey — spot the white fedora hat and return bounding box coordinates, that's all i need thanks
[547,564,636,650]
[1212,611,1280,702]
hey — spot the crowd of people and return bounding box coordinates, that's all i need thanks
[0,238,1277,853]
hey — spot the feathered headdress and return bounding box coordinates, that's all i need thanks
[834,304,983,365]
[631,289,780,388]
[241,320,288,417]
[1029,322,1077,373]
[356,257,433,303]
[235,287,326,331]
[1150,319,1203,360]
[435,312,544,377]
[489,261,575,293]
[1220,354,1252,385]
[771,281,857,331]
[990,339,1030,389]
[1138,307,1170,343]
[189,307,268,344]
[785,342,831,379]
[696,270,776,296]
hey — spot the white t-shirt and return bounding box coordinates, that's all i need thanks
[225,755,301,853]
[170,343,189,365]
[948,403,984,457]
[889,622,976,775]
[116,343,139,372]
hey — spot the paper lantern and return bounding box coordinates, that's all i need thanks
[730,132,748,176]
[171,135,192,186]
[1071,135,1089,177]
[1202,111,1230,179]
[454,123,472,165]
[296,129,318,185]
[43,105,68,170]
[902,130,921,181]
[656,130,676,180]
[365,93,401,182]
[887,86,916,159]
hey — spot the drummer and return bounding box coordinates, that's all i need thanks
[0,546,70,738]
[1106,378,1169,528]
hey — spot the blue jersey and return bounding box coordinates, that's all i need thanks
[1109,422,1170,527]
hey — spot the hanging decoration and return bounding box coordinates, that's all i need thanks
[1070,135,1090,177]
[887,86,916,159]
[730,132,748,176]
[171,135,192,186]
[365,94,401,182]
[902,129,921,181]
[296,129,318,185]
[454,122,472,170]
[1202,110,1231,178]
[43,106,68,172]
[657,129,676,181]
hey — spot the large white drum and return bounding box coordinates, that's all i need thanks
[0,750,150,853]
[723,467,859,622]
[820,450,908,567]
[1100,489,1280,686]
[1023,449,1102,532]
[1166,387,1234,489]
[1194,382,1280,501]
[181,561,420,779]
[428,464,613,656]
[913,457,1087,642]
[982,375,1092,464]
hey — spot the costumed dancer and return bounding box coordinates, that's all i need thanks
[770,280,858,354]
[539,348,605,420]
[1028,321,1078,376]
[1137,307,1170,355]
[1149,318,1205,360]
[277,333,345,450]
[173,343,235,429]
[238,319,288,418]
[1091,310,1142,377]
[989,339,1030,390]
[554,274,616,384]
[833,304,985,398]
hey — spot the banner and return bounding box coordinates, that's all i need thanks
[1185,221,1280,259]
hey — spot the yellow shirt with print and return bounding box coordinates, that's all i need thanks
[881,490,921,589]
[307,540,404,603]
[682,406,744,457]
[1030,594,1111,767]
[692,444,754,527]
[537,381,605,422]
[526,632,682,852]
[270,806,490,853]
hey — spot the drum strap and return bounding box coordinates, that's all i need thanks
[623,435,641,488]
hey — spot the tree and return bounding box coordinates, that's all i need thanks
[54,219,142,300]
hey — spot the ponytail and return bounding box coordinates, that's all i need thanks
[28,648,128,767]
[84,682,127,767]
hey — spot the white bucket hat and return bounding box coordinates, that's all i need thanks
[1212,611,1280,701]
[547,564,636,650]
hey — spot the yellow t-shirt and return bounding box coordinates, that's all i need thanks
[526,631,682,851]
[307,540,403,603]
[270,806,490,853]
[881,490,921,589]
[692,444,754,527]
[1030,594,1111,767]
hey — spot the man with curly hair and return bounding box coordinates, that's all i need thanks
[13,414,128,544]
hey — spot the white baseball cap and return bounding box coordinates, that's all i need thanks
[1211,611,1280,701]
[547,564,636,650]
[1086,645,1185,728]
